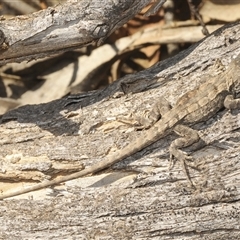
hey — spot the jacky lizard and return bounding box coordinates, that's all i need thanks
[1,54,240,200]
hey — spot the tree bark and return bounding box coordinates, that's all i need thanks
[0,22,240,239]
[0,0,156,64]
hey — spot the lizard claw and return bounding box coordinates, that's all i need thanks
[169,147,193,169]
[168,148,195,187]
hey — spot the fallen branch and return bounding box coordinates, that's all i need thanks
[0,0,165,64]
[0,22,240,238]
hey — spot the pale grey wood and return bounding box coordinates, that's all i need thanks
[0,0,155,64]
[0,22,240,239]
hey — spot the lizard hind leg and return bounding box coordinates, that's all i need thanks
[117,96,171,130]
[169,124,200,186]
[131,96,172,129]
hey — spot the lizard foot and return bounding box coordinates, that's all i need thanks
[169,147,193,170]
[169,146,195,187]
[168,124,200,186]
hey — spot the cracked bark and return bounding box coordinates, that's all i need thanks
[0,0,156,64]
[0,16,240,240]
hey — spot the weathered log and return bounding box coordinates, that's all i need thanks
[0,0,160,64]
[0,22,240,239]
